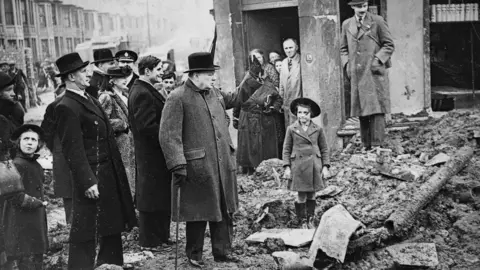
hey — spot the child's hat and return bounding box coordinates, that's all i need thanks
[11,124,45,141]
[290,97,321,118]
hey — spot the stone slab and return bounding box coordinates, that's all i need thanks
[245,229,315,247]
[386,243,439,268]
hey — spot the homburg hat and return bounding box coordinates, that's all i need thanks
[348,0,368,6]
[106,66,133,78]
[115,50,138,63]
[0,72,15,90]
[55,52,89,77]
[290,97,322,118]
[11,124,45,141]
[93,48,115,64]
[184,52,219,73]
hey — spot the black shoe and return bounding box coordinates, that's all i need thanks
[188,258,205,268]
[162,239,176,246]
[214,254,241,263]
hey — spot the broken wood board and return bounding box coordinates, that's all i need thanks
[306,205,363,266]
[246,229,315,247]
[425,152,450,167]
[386,243,439,268]
[316,185,343,198]
[377,165,418,182]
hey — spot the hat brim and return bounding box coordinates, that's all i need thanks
[55,61,90,77]
[184,65,220,73]
[1,77,15,90]
[11,124,45,141]
[117,58,135,62]
[348,0,368,5]
[290,98,321,118]
[92,58,115,64]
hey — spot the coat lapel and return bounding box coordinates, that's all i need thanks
[307,122,319,137]
[348,17,359,38]
[358,13,374,40]
[137,80,165,104]
[66,91,106,122]
[292,121,313,144]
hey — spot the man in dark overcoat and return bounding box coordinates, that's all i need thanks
[116,50,139,91]
[41,83,73,224]
[53,52,136,269]
[8,61,30,110]
[85,48,116,99]
[340,0,394,150]
[128,55,174,249]
[159,52,240,268]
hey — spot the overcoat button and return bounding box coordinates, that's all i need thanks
[94,121,98,125]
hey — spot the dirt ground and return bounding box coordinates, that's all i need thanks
[28,91,480,269]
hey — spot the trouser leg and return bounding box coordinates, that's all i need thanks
[185,221,207,261]
[359,115,372,148]
[97,234,123,267]
[370,114,385,147]
[139,210,171,247]
[68,241,96,270]
[63,198,73,225]
[209,214,233,258]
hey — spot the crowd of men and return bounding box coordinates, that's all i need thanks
[0,0,394,268]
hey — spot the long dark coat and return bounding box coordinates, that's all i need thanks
[159,79,239,222]
[340,12,394,117]
[41,97,72,198]
[8,68,28,101]
[127,73,139,92]
[282,121,330,192]
[3,153,48,256]
[55,91,136,243]
[128,79,171,212]
[236,75,283,168]
[0,98,24,129]
[99,89,136,196]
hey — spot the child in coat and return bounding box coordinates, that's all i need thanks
[3,124,48,270]
[282,98,330,228]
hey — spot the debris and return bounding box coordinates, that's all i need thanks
[454,213,480,234]
[396,154,411,160]
[376,148,392,164]
[95,264,123,270]
[349,155,366,168]
[272,251,311,270]
[306,205,363,266]
[347,227,390,253]
[272,168,282,187]
[254,159,286,182]
[385,146,474,235]
[264,238,286,252]
[255,207,269,223]
[386,243,439,268]
[419,153,429,163]
[246,229,315,247]
[425,152,450,167]
[377,165,419,182]
[316,185,343,199]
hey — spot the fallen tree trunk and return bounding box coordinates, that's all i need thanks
[385,146,474,235]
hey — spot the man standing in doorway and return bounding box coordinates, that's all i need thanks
[54,52,136,269]
[86,48,116,98]
[116,50,139,91]
[128,56,174,250]
[279,38,302,126]
[340,0,394,150]
[159,52,240,268]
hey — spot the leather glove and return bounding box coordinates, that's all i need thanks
[371,57,384,75]
[233,118,239,130]
[173,168,187,187]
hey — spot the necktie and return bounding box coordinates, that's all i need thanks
[358,17,363,30]
[288,58,292,72]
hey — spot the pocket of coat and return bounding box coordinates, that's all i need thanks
[184,148,208,184]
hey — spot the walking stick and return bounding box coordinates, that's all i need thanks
[174,186,181,270]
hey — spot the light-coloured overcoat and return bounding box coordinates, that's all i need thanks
[340,12,394,117]
[279,53,302,125]
[282,121,330,192]
[159,79,239,222]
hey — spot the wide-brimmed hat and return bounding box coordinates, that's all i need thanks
[0,61,8,66]
[11,124,45,141]
[55,53,89,77]
[93,49,115,64]
[348,0,368,6]
[106,66,132,78]
[184,52,219,73]
[115,50,138,63]
[0,72,15,90]
[290,98,321,118]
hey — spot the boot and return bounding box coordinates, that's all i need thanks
[306,200,316,229]
[294,202,307,228]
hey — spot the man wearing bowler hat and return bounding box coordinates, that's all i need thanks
[159,52,241,267]
[86,48,117,99]
[115,49,139,91]
[341,0,394,150]
[54,52,136,269]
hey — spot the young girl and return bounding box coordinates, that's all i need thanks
[3,124,48,270]
[282,98,330,228]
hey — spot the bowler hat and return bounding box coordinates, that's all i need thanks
[8,60,15,65]
[93,49,115,64]
[11,124,45,141]
[106,66,132,78]
[348,0,368,6]
[0,72,15,90]
[184,52,219,73]
[0,61,8,66]
[290,97,321,118]
[115,50,138,63]
[55,52,89,77]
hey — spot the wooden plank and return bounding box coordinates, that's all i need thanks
[424,0,432,111]
[242,0,298,11]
